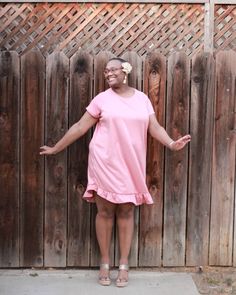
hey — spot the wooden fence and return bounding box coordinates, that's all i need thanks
[0,49,235,268]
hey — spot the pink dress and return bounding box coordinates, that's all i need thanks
[82,88,155,206]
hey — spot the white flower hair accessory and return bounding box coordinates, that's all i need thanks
[121,62,132,74]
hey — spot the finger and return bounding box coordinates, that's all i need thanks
[177,138,188,144]
[185,135,191,140]
[181,136,191,143]
[181,135,191,140]
[40,151,50,155]
[39,148,48,155]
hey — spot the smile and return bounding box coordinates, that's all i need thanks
[107,77,116,82]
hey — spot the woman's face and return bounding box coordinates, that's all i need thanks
[104,60,126,88]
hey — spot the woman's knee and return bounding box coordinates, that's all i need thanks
[97,207,115,219]
[95,194,116,219]
[116,204,134,219]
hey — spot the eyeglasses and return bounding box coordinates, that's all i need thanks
[103,67,123,75]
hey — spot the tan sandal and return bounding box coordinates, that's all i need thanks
[116,264,129,287]
[98,263,111,286]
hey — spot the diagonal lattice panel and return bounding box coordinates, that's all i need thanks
[114,4,204,57]
[214,5,236,52]
[0,3,206,57]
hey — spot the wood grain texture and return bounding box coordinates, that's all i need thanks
[44,52,69,267]
[20,50,45,266]
[210,50,236,266]
[186,52,215,266]
[0,51,20,267]
[67,51,93,266]
[139,52,166,266]
[163,52,190,267]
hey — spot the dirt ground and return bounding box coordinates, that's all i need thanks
[136,266,236,294]
[191,267,236,295]
[142,266,236,294]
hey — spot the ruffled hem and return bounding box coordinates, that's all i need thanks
[82,184,154,206]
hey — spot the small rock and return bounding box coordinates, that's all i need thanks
[29,273,38,277]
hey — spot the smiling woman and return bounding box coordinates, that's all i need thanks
[103,58,131,89]
[39,56,191,287]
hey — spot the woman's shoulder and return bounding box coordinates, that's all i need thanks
[133,88,149,100]
[96,88,112,97]
[92,89,111,102]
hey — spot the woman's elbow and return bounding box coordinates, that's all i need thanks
[74,122,87,137]
[148,125,155,137]
[148,124,163,139]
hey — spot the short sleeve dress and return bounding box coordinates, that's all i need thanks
[83,88,155,206]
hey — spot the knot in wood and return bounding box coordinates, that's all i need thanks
[150,185,158,193]
[151,70,158,76]
[75,59,87,74]
[55,239,64,252]
[76,184,85,193]
[55,165,63,176]
[0,111,8,127]
[175,62,183,72]
[193,76,202,83]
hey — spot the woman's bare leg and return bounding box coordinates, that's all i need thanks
[95,194,116,280]
[116,203,135,283]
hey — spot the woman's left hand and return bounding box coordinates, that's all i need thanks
[169,135,191,151]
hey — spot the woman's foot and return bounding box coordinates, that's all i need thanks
[98,263,111,286]
[116,264,129,287]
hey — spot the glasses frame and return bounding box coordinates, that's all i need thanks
[103,67,123,76]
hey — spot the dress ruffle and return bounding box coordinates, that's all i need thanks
[83,184,154,206]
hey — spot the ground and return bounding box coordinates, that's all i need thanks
[142,266,236,295]
[7,266,235,294]
[191,267,236,295]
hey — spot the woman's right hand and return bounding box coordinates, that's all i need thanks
[39,111,97,156]
[39,145,57,155]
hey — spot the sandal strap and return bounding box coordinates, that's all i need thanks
[100,263,110,270]
[119,264,129,271]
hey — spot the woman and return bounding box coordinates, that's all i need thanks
[40,57,191,287]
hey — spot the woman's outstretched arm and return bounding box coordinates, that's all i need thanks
[148,114,191,151]
[39,111,98,155]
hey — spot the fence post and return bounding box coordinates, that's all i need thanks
[204,0,215,53]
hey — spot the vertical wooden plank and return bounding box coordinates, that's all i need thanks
[186,52,215,266]
[90,51,114,267]
[210,50,236,266]
[113,52,142,268]
[44,52,69,267]
[139,52,166,266]
[0,51,20,267]
[122,52,142,91]
[20,50,45,267]
[163,52,190,267]
[67,51,93,267]
[204,1,214,53]
[94,51,114,95]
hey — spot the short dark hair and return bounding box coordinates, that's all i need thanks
[108,57,127,63]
